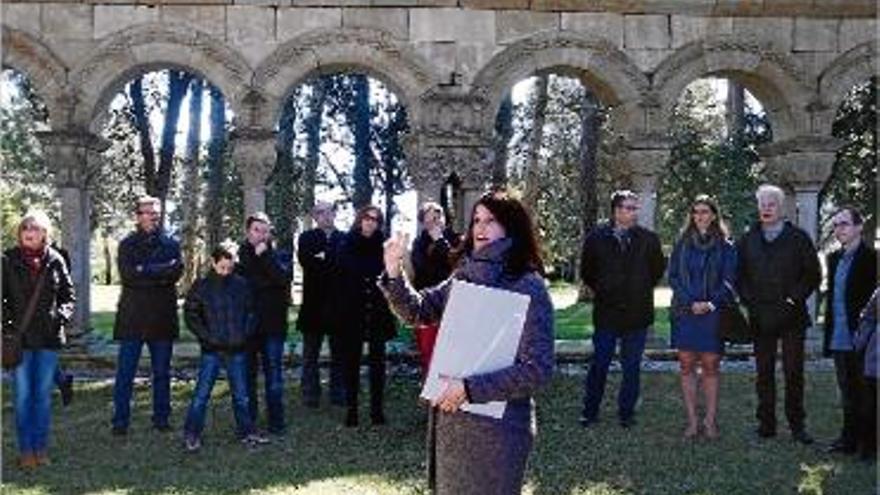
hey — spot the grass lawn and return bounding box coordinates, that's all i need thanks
[2,372,875,494]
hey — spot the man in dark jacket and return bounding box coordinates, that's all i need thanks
[822,206,877,455]
[579,190,666,428]
[237,212,293,435]
[297,201,346,408]
[111,196,183,435]
[737,184,821,444]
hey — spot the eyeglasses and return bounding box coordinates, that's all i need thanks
[137,210,159,216]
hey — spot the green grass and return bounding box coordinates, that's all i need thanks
[2,372,875,494]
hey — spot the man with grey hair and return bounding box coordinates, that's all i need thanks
[737,184,820,444]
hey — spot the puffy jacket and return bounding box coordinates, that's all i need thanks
[2,246,75,350]
[184,272,256,352]
[236,241,293,337]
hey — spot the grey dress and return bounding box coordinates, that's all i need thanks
[380,238,555,495]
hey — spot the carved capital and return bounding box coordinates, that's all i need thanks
[231,127,277,187]
[37,128,109,188]
[759,135,844,191]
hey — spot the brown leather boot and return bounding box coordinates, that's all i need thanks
[18,453,37,469]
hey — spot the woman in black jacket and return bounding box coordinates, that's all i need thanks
[336,205,397,427]
[2,211,75,469]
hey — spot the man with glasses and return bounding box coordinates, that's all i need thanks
[579,190,666,429]
[111,196,183,436]
[297,201,346,408]
[737,184,820,444]
[822,206,876,455]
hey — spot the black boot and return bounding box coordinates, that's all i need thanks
[345,407,359,427]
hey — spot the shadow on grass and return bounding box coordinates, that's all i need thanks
[2,373,876,494]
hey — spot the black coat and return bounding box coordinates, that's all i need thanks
[184,272,256,352]
[236,241,293,337]
[296,228,345,334]
[736,221,821,335]
[580,223,666,332]
[823,241,877,356]
[410,228,459,290]
[2,246,75,350]
[336,231,396,342]
[113,229,183,341]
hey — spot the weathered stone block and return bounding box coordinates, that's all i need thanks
[793,18,838,52]
[713,0,762,16]
[413,0,457,5]
[496,11,558,44]
[562,12,624,48]
[277,7,342,40]
[531,0,601,11]
[838,19,876,52]
[160,5,225,37]
[227,5,275,44]
[624,14,669,50]
[341,8,408,40]
[410,8,494,43]
[732,17,793,52]
[455,41,501,87]
[2,4,41,35]
[460,0,528,8]
[627,48,673,73]
[413,40,456,78]
[369,0,419,6]
[292,0,370,6]
[628,0,714,15]
[670,15,733,49]
[94,5,160,39]
[234,0,286,6]
[794,51,838,83]
[42,4,93,40]
[813,0,877,17]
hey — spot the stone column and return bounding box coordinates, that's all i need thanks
[628,146,670,233]
[37,128,109,335]
[760,135,843,339]
[231,128,277,217]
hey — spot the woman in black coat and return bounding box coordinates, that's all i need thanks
[336,205,397,427]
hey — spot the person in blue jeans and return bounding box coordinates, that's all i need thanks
[3,211,75,468]
[236,212,293,435]
[579,190,666,428]
[182,244,268,452]
[111,196,183,436]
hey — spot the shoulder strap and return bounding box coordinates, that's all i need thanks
[19,267,49,335]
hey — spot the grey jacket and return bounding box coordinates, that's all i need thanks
[854,287,879,378]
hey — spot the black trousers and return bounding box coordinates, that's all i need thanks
[340,336,387,415]
[832,351,866,447]
[301,330,345,404]
[754,330,806,432]
[863,377,877,456]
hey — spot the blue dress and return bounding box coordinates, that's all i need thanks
[669,235,737,353]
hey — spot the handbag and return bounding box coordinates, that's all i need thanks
[2,267,49,370]
[717,281,753,344]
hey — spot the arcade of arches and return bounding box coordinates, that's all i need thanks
[2,0,876,329]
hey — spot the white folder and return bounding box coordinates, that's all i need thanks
[420,280,531,419]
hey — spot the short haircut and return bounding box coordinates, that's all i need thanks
[610,190,639,211]
[245,212,271,230]
[19,210,53,240]
[211,242,237,263]
[755,184,785,207]
[835,205,864,226]
[312,201,336,215]
[134,195,160,214]
[418,202,444,223]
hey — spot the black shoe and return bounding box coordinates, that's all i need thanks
[792,430,814,445]
[111,426,128,437]
[371,412,387,426]
[345,409,359,427]
[303,396,319,408]
[755,426,776,439]
[59,374,74,407]
[619,416,636,429]
[153,423,172,433]
[578,415,598,428]
[826,438,856,454]
[268,427,286,436]
[858,449,876,462]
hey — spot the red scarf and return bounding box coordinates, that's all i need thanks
[21,246,46,278]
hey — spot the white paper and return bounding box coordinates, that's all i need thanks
[420,280,531,419]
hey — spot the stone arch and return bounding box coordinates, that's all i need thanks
[1,26,72,126]
[652,36,815,141]
[816,40,877,135]
[470,30,651,138]
[68,22,252,131]
[253,27,442,130]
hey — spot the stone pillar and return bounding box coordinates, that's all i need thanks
[760,135,843,339]
[628,146,670,233]
[231,128,276,217]
[37,128,109,335]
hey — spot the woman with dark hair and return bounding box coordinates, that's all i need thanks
[668,195,736,440]
[336,205,397,427]
[2,211,75,468]
[380,191,554,494]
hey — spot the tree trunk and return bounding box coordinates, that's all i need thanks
[181,78,204,290]
[157,70,194,223]
[523,74,549,207]
[269,91,299,253]
[727,80,745,147]
[102,230,113,285]
[350,74,374,209]
[302,79,328,230]
[205,85,227,251]
[577,89,600,296]
[492,93,513,187]
[129,76,157,196]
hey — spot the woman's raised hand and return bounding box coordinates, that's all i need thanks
[383,232,409,278]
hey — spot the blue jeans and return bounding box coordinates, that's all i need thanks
[582,328,647,421]
[184,351,254,438]
[247,334,285,433]
[14,350,58,454]
[112,339,173,429]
